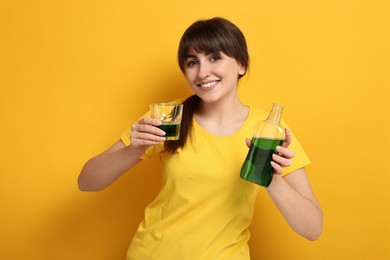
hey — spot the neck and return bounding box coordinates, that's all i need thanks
[195,94,249,127]
[201,94,241,114]
[194,95,249,136]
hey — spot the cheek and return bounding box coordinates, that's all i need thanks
[184,71,198,84]
[184,70,192,80]
[216,63,239,76]
[184,72,196,87]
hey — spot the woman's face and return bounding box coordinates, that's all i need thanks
[183,49,246,104]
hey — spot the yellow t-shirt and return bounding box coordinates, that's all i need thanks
[121,105,311,260]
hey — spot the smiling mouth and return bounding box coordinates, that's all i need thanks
[198,81,219,88]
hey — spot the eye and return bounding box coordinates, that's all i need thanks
[186,59,198,67]
[210,54,221,62]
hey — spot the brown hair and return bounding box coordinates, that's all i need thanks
[165,17,250,153]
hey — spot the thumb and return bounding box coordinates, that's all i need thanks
[245,138,251,148]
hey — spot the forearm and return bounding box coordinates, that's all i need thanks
[78,145,143,192]
[266,173,323,241]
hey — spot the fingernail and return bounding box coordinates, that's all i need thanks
[276,146,281,152]
[272,154,278,160]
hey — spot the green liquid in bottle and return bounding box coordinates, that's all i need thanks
[240,137,284,187]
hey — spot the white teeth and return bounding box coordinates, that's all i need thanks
[200,81,217,88]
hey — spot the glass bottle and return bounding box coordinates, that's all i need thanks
[240,103,285,187]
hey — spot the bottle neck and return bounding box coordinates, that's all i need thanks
[266,104,283,124]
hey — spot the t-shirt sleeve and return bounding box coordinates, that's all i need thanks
[280,120,311,177]
[120,110,164,160]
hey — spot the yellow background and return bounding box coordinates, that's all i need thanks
[1,0,389,259]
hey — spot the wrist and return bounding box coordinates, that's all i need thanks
[267,174,284,190]
[127,144,147,158]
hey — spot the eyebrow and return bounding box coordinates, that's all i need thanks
[185,54,198,60]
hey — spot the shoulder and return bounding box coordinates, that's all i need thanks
[249,105,267,114]
[248,105,269,122]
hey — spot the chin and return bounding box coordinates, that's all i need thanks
[198,95,220,104]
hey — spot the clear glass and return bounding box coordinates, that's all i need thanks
[240,103,285,187]
[150,103,184,141]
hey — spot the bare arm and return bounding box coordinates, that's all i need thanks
[267,129,323,240]
[78,141,142,191]
[266,168,323,241]
[245,128,323,240]
[78,118,165,191]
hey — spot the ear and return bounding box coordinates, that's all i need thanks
[238,65,246,76]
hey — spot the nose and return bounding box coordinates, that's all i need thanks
[197,62,211,79]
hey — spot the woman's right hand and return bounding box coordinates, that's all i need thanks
[130,118,166,153]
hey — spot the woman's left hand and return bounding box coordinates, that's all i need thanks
[245,128,295,175]
[271,128,295,175]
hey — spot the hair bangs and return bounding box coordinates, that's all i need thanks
[178,17,249,73]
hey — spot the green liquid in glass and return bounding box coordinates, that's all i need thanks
[240,137,284,187]
[157,122,180,140]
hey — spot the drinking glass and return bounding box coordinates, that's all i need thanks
[150,103,184,140]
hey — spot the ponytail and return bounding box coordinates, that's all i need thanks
[164,95,200,153]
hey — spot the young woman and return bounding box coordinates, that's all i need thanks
[78,17,322,259]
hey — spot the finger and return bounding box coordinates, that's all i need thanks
[130,120,166,146]
[132,131,166,142]
[130,132,165,146]
[132,138,164,146]
[276,146,295,159]
[272,153,292,167]
[132,121,165,136]
[139,117,162,126]
[131,139,162,146]
[245,138,251,148]
[270,161,283,175]
[281,127,292,148]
